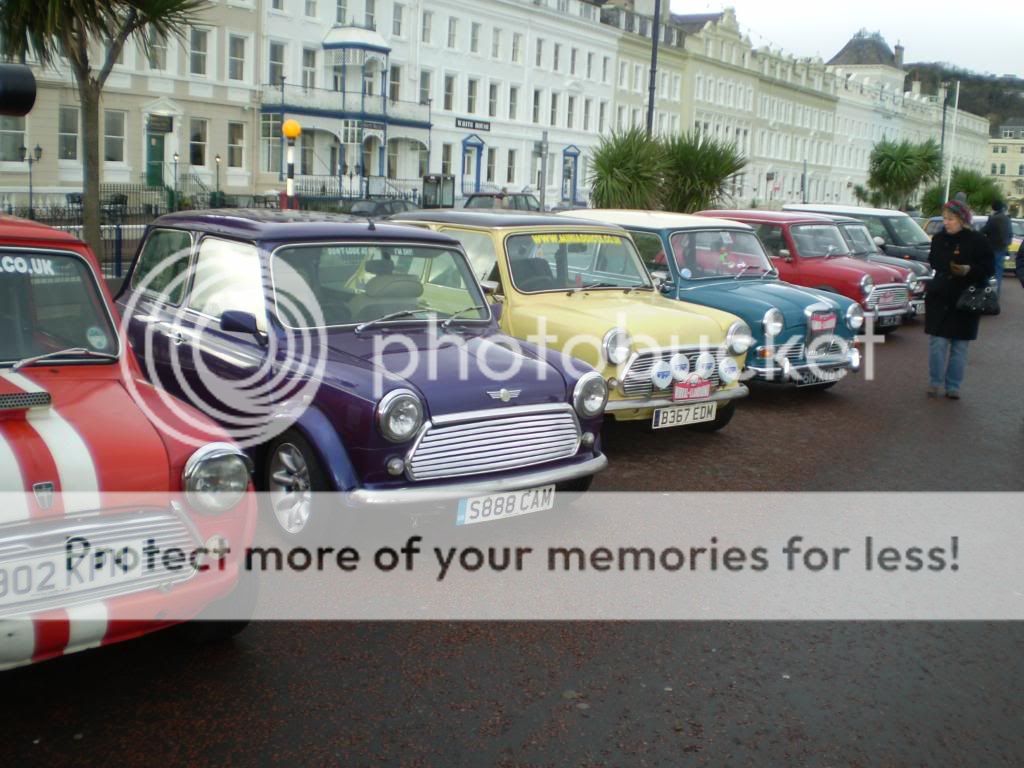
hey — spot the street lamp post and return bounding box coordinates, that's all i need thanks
[281,119,302,210]
[214,153,221,206]
[19,144,42,219]
[172,152,179,211]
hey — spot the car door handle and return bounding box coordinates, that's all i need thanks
[159,324,187,346]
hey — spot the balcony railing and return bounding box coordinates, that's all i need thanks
[264,83,430,125]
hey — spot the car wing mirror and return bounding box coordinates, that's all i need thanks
[480,279,500,296]
[778,249,792,262]
[650,270,672,292]
[873,236,886,247]
[221,310,267,346]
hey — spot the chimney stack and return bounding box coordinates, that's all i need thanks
[894,43,904,69]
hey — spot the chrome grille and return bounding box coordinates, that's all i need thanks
[408,408,581,481]
[621,349,722,397]
[0,392,51,411]
[866,284,910,310]
[785,340,847,365]
[0,509,200,618]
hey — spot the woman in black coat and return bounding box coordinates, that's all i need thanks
[924,199,995,399]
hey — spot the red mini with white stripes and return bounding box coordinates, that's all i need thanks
[0,217,257,670]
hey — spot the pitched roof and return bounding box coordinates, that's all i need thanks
[668,12,723,34]
[827,31,897,67]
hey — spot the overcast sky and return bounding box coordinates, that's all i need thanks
[669,1,1022,78]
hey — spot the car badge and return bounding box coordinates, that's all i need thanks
[487,388,521,403]
[33,482,55,510]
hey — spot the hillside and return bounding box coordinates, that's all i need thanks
[904,63,1024,135]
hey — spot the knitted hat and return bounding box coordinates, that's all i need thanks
[943,199,972,225]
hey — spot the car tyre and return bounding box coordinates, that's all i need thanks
[556,474,594,493]
[264,430,333,542]
[687,401,736,433]
[176,570,259,645]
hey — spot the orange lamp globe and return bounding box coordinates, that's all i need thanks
[282,119,302,141]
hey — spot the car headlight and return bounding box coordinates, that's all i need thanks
[183,443,253,514]
[846,303,864,331]
[726,321,753,355]
[573,372,608,418]
[762,307,784,338]
[860,274,874,296]
[718,357,741,384]
[377,389,424,443]
[603,327,632,366]
[907,274,922,294]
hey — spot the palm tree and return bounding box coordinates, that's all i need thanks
[867,138,941,209]
[587,128,664,210]
[0,0,206,254]
[921,168,1004,217]
[660,132,746,213]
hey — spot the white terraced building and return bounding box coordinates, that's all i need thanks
[0,0,991,212]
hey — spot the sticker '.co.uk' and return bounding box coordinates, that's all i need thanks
[85,326,109,351]
[0,255,56,276]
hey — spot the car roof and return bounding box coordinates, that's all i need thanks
[149,208,457,244]
[699,209,837,224]
[466,191,536,198]
[390,209,627,231]
[565,209,753,231]
[784,203,912,217]
[0,215,90,247]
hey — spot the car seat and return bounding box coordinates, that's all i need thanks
[347,259,424,321]
[511,257,557,291]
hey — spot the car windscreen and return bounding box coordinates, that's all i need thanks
[271,243,488,328]
[886,216,930,246]
[790,224,851,258]
[838,223,879,256]
[0,250,119,365]
[348,201,380,216]
[464,197,496,209]
[505,231,652,293]
[1012,220,1024,237]
[668,229,773,279]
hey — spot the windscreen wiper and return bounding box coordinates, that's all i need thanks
[440,305,489,331]
[11,347,118,371]
[354,309,438,334]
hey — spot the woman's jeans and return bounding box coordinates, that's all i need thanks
[928,335,969,392]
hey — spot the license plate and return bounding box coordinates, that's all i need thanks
[672,380,712,401]
[0,537,153,611]
[457,485,556,526]
[796,369,845,387]
[652,401,717,429]
[810,313,837,332]
[877,314,901,327]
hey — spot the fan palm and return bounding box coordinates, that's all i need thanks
[587,128,664,210]
[660,132,746,213]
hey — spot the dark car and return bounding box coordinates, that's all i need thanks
[784,204,932,262]
[347,198,420,218]
[116,209,608,540]
[464,192,542,211]
[828,216,931,318]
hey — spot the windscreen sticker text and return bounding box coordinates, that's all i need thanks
[0,256,56,276]
[530,234,623,246]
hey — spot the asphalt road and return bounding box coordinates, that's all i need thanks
[4,286,1023,767]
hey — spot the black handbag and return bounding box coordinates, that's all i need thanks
[955,283,1000,315]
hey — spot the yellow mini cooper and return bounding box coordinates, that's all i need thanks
[391,211,751,431]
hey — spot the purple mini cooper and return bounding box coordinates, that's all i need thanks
[117,210,607,539]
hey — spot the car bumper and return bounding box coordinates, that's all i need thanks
[747,347,861,383]
[346,452,608,506]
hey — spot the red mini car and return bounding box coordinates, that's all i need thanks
[0,216,257,670]
[698,210,915,331]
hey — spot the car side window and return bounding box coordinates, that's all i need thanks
[441,228,499,284]
[756,225,786,257]
[188,237,266,331]
[630,231,668,274]
[130,228,193,304]
[862,217,889,242]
